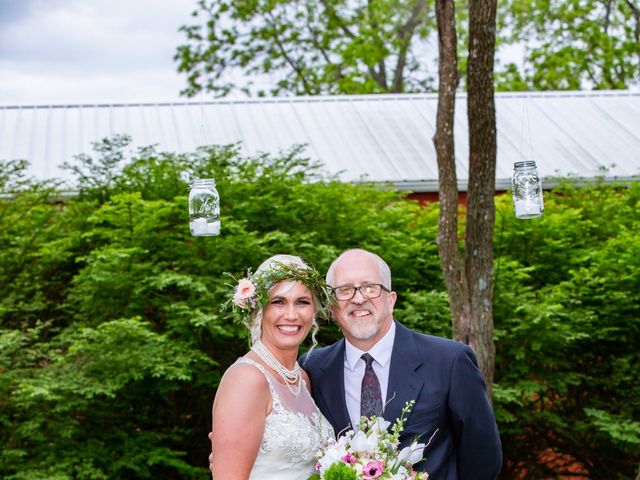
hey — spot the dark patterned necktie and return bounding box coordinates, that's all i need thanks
[360,353,383,418]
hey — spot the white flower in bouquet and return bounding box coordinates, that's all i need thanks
[308,401,436,480]
[317,441,349,472]
[350,430,379,453]
[397,442,426,466]
[371,417,392,433]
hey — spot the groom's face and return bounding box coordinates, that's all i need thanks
[329,251,396,351]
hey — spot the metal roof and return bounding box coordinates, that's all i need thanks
[1,91,638,192]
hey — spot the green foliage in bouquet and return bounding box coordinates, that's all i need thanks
[323,463,358,480]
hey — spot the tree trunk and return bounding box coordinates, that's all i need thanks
[433,0,472,343]
[434,0,498,396]
[466,0,498,391]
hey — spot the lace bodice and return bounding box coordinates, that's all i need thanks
[215,357,334,479]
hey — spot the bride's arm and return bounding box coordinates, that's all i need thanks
[211,363,270,480]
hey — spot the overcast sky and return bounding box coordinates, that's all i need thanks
[0,0,199,105]
[0,0,553,108]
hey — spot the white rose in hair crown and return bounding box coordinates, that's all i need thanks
[308,401,436,480]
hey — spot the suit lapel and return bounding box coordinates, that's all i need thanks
[316,340,352,434]
[384,321,425,424]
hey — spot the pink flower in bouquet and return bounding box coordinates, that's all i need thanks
[341,453,357,465]
[233,278,256,307]
[363,460,385,479]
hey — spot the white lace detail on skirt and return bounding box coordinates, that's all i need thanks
[234,357,334,479]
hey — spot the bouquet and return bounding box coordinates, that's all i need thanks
[308,401,433,480]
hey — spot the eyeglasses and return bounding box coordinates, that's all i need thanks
[331,283,390,301]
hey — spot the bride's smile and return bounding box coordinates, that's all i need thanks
[277,324,302,334]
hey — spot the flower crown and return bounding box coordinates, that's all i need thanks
[223,261,334,330]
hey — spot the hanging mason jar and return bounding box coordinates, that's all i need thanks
[189,178,220,236]
[512,161,544,219]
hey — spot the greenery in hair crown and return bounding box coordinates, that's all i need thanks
[223,261,334,330]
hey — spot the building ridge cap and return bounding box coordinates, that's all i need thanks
[2,89,638,110]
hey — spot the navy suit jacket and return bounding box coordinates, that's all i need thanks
[301,321,502,480]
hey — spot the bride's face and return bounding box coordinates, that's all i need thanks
[260,280,315,353]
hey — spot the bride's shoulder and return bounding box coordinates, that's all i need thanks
[214,359,271,416]
[219,359,270,393]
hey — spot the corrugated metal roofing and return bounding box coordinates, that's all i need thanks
[1,91,639,191]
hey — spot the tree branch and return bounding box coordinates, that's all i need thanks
[366,0,388,90]
[393,0,427,92]
[265,12,314,94]
[319,0,356,39]
[624,0,640,72]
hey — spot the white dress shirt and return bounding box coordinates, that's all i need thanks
[343,321,396,429]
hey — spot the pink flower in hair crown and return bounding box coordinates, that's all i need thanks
[233,278,256,308]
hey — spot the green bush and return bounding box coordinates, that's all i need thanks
[493,179,640,479]
[0,140,441,479]
[1,140,638,479]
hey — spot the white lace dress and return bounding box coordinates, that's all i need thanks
[214,358,335,479]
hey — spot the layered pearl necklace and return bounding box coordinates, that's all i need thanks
[252,339,301,394]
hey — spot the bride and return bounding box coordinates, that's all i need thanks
[210,254,334,479]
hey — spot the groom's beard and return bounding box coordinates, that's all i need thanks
[344,308,379,340]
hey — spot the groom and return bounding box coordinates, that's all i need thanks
[301,248,502,479]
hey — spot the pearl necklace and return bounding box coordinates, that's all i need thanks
[252,340,301,394]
